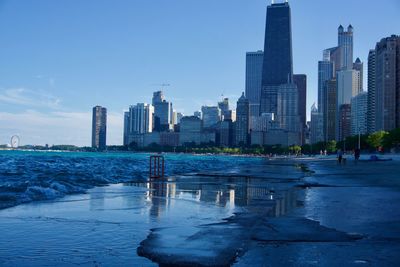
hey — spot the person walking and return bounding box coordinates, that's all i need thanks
[354,148,361,161]
[337,149,343,164]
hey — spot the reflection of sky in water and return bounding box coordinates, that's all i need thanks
[128,173,300,220]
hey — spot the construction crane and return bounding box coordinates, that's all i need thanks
[151,83,171,91]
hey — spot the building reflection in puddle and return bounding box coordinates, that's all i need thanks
[127,175,299,218]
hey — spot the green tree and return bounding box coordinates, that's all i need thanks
[326,140,337,153]
[383,128,400,150]
[289,145,301,155]
[367,131,388,150]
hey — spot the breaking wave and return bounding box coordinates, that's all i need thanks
[0,151,261,209]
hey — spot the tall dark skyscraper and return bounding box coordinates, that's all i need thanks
[260,1,293,115]
[367,49,376,134]
[92,106,107,150]
[293,74,307,130]
[374,35,400,131]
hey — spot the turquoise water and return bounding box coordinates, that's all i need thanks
[0,150,263,209]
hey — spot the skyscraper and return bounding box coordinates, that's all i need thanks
[179,116,202,145]
[201,106,221,128]
[318,60,334,116]
[353,57,364,90]
[92,106,107,150]
[319,47,339,142]
[336,69,360,140]
[293,74,307,130]
[218,98,230,120]
[276,83,300,133]
[245,51,263,117]
[367,49,376,134]
[123,111,130,145]
[310,104,324,144]
[337,69,361,106]
[338,25,354,70]
[260,1,293,115]
[338,104,351,141]
[325,79,337,141]
[152,91,173,132]
[323,46,341,75]
[351,92,368,136]
[129,104,154,134]
[123,104,154,146]
[374,35,400,131]
[235,93,250,146]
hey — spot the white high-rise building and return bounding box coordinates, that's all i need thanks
[337,69,361,106]
[129,103,153,134]
[336,69,360,141]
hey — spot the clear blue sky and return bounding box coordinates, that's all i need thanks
[1,0,399,146]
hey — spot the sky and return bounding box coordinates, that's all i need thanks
[0,0,399,146]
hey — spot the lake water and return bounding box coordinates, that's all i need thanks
[0,150,272,210]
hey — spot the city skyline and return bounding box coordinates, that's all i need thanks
[1,0,399,146]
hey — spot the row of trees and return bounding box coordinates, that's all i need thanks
[12,128,400,155]
[128,128,400,156]
[308,128,400,154]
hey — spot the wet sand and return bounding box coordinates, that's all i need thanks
[1,157,400,266]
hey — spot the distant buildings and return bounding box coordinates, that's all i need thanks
[176,112,184,124]
[293,74,307,132]
[152,91,173,132]
[310,104,323,144]
[218,98,230,120]
[179,116,215,146]
[123,103,153,146]
[245,51,263,118]
[201,106,221,128]
[179,116,202,145]
[92,106,107,150]
[235,93,250,146]
[114,7,399,151]
[313,24,365,144]
[193,111,201,119]
[219,120,234,147]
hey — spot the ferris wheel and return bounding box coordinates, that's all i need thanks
[10,135,20,148]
